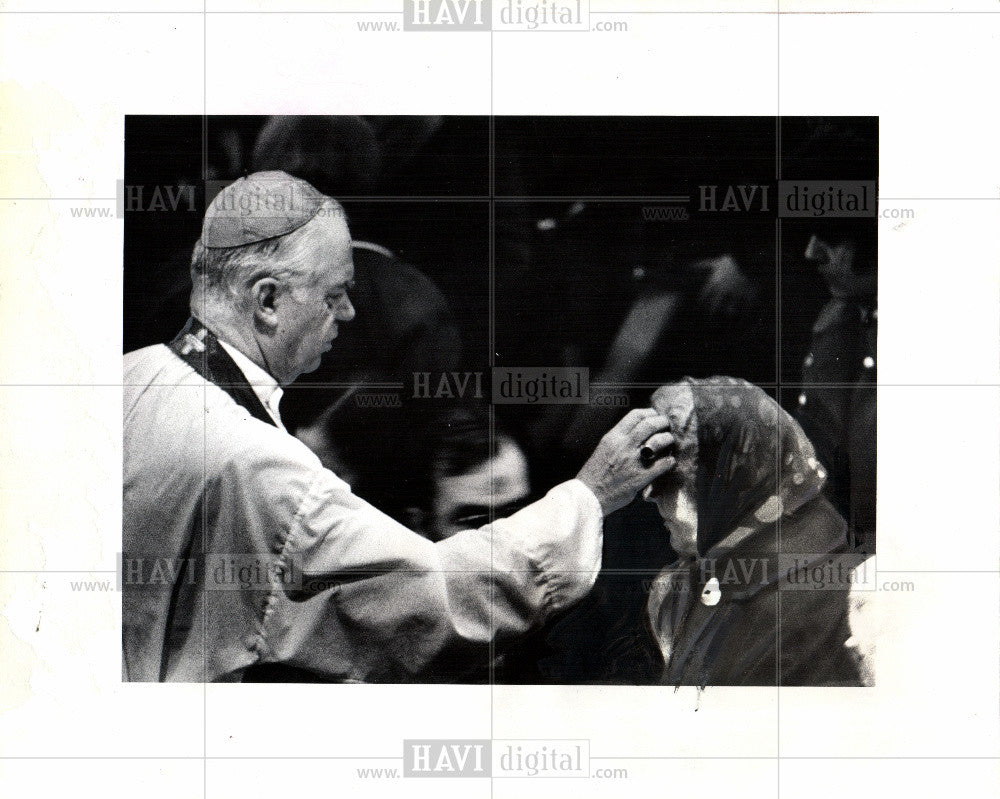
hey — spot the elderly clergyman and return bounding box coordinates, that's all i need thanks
[123,171,675,682]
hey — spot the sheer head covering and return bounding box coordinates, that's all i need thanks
[649,376,828,558]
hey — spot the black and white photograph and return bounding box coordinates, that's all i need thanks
[122,114,877,685]
[2,4,999,798]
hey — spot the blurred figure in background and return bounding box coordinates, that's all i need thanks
[280,238,464,433]
[251,115,383,197]
[794,219,877,552]
[497,201,774,486]
[783,118,878,553]
[250,115,466,434]
[540,230,770,468]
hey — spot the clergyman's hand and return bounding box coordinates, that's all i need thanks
[576,408,676,516]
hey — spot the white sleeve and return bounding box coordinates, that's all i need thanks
[238,432,604,679]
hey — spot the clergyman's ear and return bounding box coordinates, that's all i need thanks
[251,277,280,328]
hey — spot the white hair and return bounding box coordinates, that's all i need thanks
[189,197,344,317]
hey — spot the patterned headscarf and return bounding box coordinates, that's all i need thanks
[651,377,828,557]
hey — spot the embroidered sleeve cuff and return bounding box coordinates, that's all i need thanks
[496,479,603,616]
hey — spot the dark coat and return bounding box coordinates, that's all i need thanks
[651,496,863,687]
[797,298,877,552]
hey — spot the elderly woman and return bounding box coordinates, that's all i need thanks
[643,377,865,686]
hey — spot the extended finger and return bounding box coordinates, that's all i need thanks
[629,414,671,445]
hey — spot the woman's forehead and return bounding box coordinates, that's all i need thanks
[651,381,696,433]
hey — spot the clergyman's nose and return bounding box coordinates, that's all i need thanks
[339,297,356,322]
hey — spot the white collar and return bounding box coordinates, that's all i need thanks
[217,340,285,430]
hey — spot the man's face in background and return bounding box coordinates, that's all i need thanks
[804,233,876,299]
[429,435,532,540]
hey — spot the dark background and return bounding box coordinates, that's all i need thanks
[124,115,875,386]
